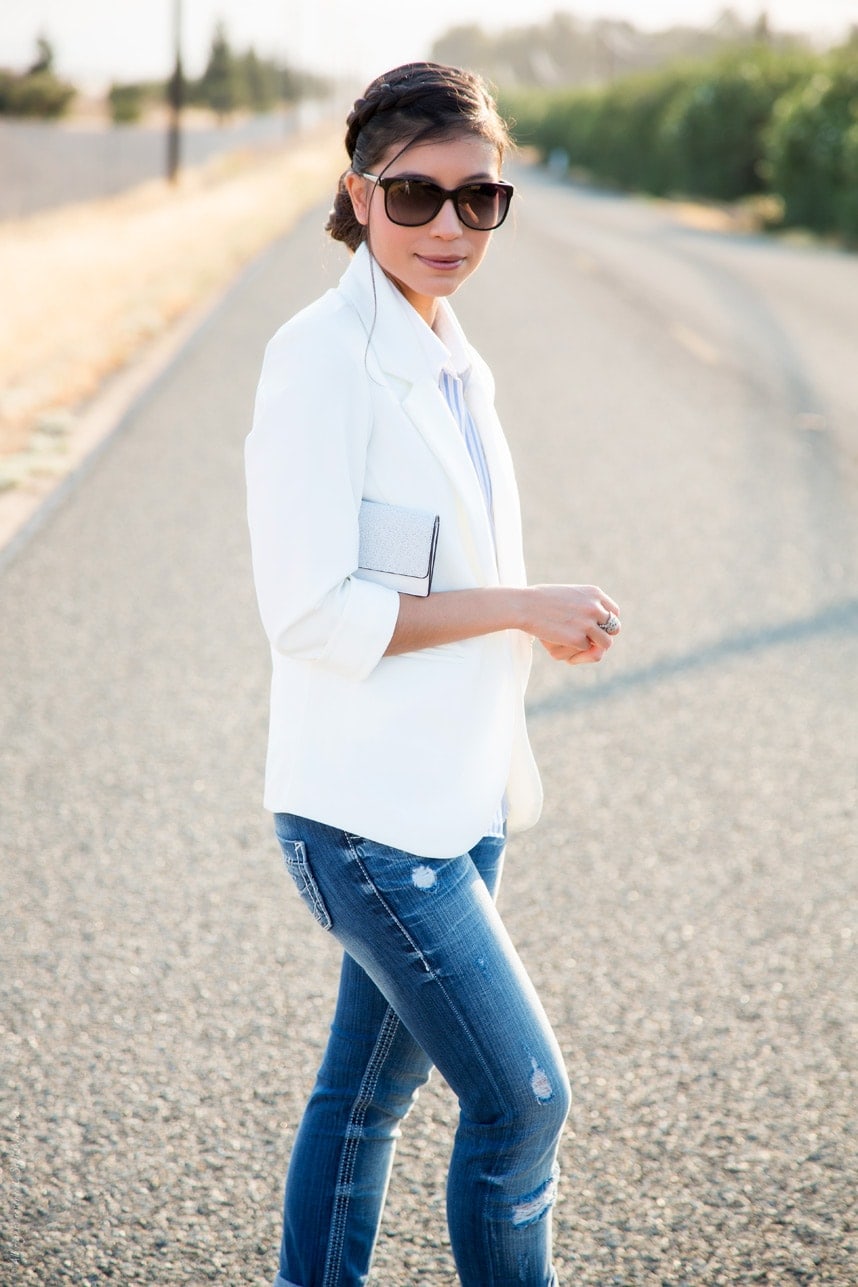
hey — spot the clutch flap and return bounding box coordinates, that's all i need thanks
[358,500,439,580]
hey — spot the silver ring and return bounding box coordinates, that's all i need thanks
[598,611,620,636]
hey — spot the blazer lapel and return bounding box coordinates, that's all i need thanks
[337,246,509,585]
[432,295,527,587]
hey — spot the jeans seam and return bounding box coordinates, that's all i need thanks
[322,1004,401,1287]
[344,836,508,1121]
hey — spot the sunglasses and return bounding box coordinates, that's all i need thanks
[360,172,514,231]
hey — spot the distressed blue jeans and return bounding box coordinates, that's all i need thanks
[272,813,570,1287]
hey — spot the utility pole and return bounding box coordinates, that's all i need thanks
[167,0,184,183]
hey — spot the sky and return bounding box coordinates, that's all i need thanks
[1,1,855,89]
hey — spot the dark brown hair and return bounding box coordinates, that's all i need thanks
[326,62,512,252]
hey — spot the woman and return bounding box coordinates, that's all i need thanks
[246,61,620,1287]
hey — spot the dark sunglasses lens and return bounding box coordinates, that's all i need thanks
[384,179,442,226]
[457,183,510,229]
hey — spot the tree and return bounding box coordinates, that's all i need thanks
[754,10,772,45]
[198,23,239,119]
[108,83,144,124]
[28,34,54,76]
[238,48,279,112]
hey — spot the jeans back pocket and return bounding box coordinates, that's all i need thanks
[278,839,333,931]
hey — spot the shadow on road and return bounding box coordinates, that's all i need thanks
[527,595,858,718]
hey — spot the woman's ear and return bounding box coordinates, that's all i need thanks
[344,171,370,227]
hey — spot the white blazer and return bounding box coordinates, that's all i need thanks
[245,242,542,859]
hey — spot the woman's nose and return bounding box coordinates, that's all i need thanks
[430,197,464,236]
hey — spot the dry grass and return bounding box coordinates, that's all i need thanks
[0,127,343,462]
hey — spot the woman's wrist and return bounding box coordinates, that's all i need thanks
[462,586,531,635]
[493,585,533,634]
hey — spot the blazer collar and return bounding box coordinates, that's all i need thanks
[337,243,443,387]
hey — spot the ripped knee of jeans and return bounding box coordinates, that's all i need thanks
[529,1056,554,1103]
[511,1165,559,1229]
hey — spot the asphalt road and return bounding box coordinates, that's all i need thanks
[2,170,856,1285]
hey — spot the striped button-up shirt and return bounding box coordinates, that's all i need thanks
[438,366,494,523]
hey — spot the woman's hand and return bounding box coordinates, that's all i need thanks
[524,583,621,666]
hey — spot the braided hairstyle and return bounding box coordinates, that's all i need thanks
[327,62,512,252]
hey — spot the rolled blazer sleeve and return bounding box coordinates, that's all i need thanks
[245,307,401,682]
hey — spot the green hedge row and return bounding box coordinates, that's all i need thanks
[502,46,858,240]
[0,68,76,117]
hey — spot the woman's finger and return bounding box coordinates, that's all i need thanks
[566,641,607,665]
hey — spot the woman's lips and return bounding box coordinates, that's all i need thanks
[416,254,465,270]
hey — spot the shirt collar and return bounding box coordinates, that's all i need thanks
[432,301,472,383]
[370,260,472,383]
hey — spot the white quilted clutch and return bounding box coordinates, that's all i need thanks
[356,500,440,597]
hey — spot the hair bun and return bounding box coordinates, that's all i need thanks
[325,172,366,252]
